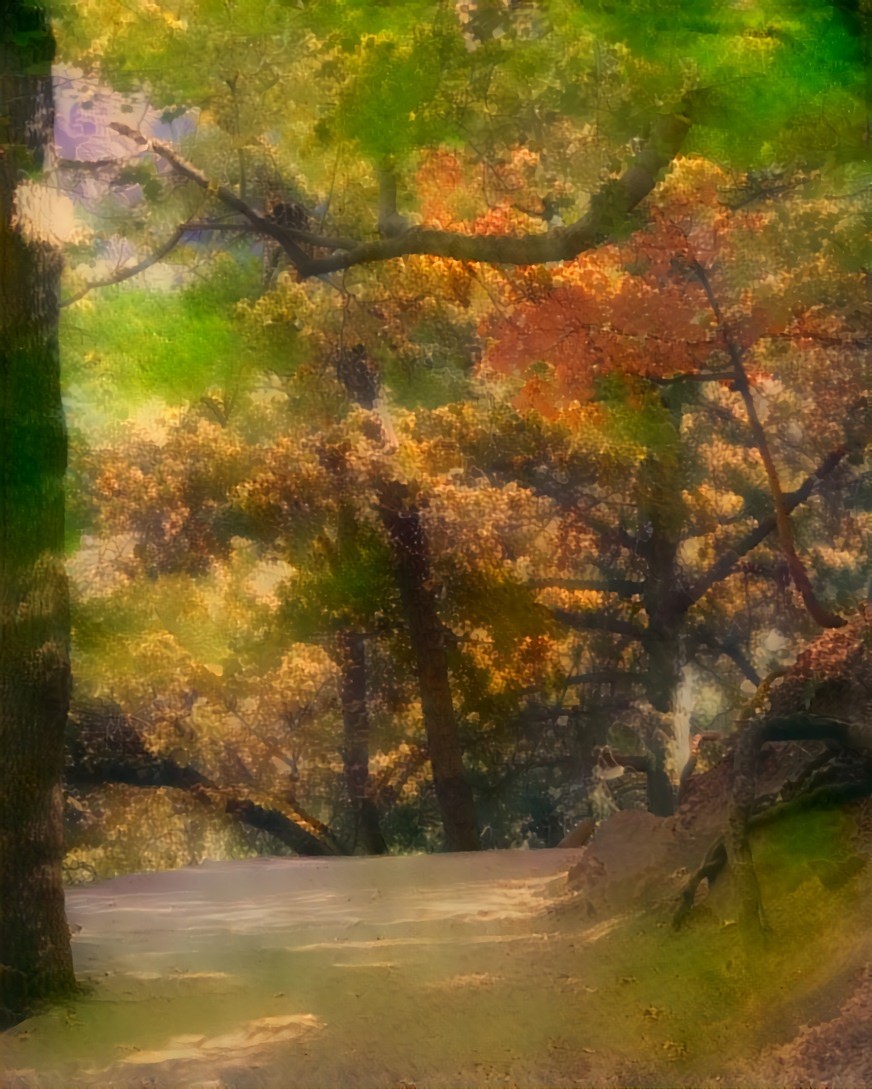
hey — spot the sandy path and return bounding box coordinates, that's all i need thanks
[2,842,869,1088]
[2,850,603,1089]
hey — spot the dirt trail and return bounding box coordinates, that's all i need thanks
[1,835,869,1088]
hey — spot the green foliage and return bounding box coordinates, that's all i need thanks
[282,519,399,637]
[333,22,469,161]
[53,0,871,874]
[595,376,681,463]
[63,260,283,413]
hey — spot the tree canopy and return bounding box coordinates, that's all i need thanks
[39,0,872,869]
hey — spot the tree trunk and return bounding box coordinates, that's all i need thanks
[377,481,480,851]
[635,416,687,817]
[0,1,77,1024]
[327,345,479,852]
[338,629,388,855]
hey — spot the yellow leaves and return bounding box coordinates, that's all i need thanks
[682,482,744,533]
[426,479,552,569]
[813,545,868,575]
[656,155,729,213]
[534,586,605,613]
[269,644,336,705]
[235,434,334,530]
[369,738,429,802]
[464,630,560,696]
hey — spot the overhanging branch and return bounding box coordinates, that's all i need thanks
[303,111,691,276]
[549,608,646,639]
[109,122,313,270]
[109,109,691,279]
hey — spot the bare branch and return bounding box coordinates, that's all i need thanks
[649,370,735,384]
[549,608,646,639]
[109,109,690,279]
[109,122,313,270]
[60,223,189,307]
[564,670,647,686]
[183,220,361,251]
[377,163,409,238]
[695,632,761,685]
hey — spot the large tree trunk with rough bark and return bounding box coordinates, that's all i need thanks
[0,1,77,1025]
[377,481,480,852]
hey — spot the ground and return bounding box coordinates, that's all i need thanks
[1,787,870,1089]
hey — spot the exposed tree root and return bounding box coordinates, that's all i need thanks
[676,609,872,930]
[674,748,872,929]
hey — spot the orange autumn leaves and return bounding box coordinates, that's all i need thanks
[468,157,832,418]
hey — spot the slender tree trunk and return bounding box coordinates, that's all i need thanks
[635,399,688,817]
[377,481,480,851]
[328,344,479,852]
[692,260,844,629]
[337,629,388,855]
[0,1,77,1024]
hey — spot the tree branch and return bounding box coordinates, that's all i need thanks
[65,705,347,856]
[60,223,189,307]
[109,122,313,270]
[304,110,691,276]
[564,670,647,687]
[691,259,845,629]
[377,163,409,238]
[648,370,735,385]
[109,109,690,278]
[183,219,361,251]
[549,608,646,639]
[686,436,867,609]
[695,632,762,686]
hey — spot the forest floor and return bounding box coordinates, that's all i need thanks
[1,792,871,1088]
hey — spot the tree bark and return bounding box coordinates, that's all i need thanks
[376,481,480,851]
[0,1,77,1024]
[338,629,388,855]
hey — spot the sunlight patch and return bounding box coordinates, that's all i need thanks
[576,916,627,945]
[115,969,235,982]
[291,932,555,952]
[425,972,502,990]
[120,1013,324,1064]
